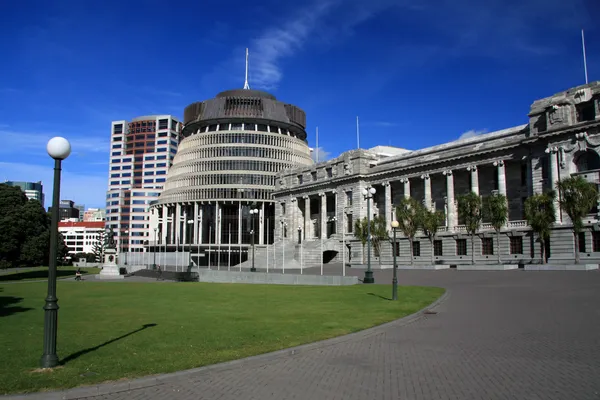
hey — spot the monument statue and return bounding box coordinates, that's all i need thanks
[105,227,116,249]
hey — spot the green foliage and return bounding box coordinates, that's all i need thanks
[483,194,508,232]
[419,207,445,264]
[369,215,389,259]
[92,231,106,263]
[557,176,599,263]
[0,185,69,269]
[457,192,482,265]
[73,252,97,263]
[395,197,423,265]
[0,282,444,394]
[353,218,368,263]
[524,193,555,263]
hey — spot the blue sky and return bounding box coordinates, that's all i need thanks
[0,0,598,209]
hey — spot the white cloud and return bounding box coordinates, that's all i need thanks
[249,1,338,89]
[0,162,107,209]
[458,129,487,140]
[311,147,331,163]
[0,129,110,156]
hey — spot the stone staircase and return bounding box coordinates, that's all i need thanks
[237,241,301,270]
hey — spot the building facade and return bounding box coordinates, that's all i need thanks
[58,221,105,255]
[106,115,181,256]
[48,199,81,221]
[149,88,313,266]
[4,180,44,205]
[273,82,600,266]
[83,208,106,222]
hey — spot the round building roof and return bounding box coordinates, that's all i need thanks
[215,89,276,100]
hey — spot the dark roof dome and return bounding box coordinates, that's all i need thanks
[216,89,276,100]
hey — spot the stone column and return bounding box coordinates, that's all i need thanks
[307,195,314,238]
[175,203,181,245]
[182,206,188,245]
[259,202,265,245]
[161,205,168,243]
[198,206,204,244]
[526,158,534,196]
[467,165,479,195]
[319,192,327,239]
[443,170,456,230]
[546,146,561,223]
[383,182,391,232]
[494,160,507,196]
[215,202,221,245]
[238,202,242,244]
[170,207,176,245]
[401,178,411,198]
[332,190,338,235]
[421,173,432,210]
[302,196,309,240]
[193,202,199,244]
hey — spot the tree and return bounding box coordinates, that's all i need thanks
[395,197,423,265]
[368,215,389,265]
[557,176,599,264]
[483,193,508,264]
[92,231,106,263]
[524,193,555,263]
[457,192,482,265]
[419,207,445,265]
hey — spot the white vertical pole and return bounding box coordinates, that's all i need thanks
[228,223,231,271]
[266,218,269,273]
[582,29,589,84]
[321,233,324,276]
[342,232,346,277]
[175,237,179,272]
[356,116,360,149]
[282,227,285,274]
[208,226,212,270]
[300,240,303,275]
[273,236,276,270]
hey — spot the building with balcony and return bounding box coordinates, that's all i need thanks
[4,180,44,205]
[106,115,181,256]
[273,81,600,266]
[149,86,313,266]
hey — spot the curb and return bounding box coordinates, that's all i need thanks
[2,289,450,400]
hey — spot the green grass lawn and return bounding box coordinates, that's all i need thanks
[0,281,444,395]
[0,267,101,282]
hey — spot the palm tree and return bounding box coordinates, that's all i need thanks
[369,216,389,265]
[419,207,445,265]
[524,193,555,263]
[354,218,369,264]
[483,193,508,264]
[557,176,599,264]
[395,197,422,265]
[457,192,482,265]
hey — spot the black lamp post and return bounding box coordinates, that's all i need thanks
[250,207,258,272]
[187,220,193,270]
[362,186,376,284]
[153,228,157,270]
[40,136,71,369]
[391,220,399,300]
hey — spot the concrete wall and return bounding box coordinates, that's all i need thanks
[198,269,358,285]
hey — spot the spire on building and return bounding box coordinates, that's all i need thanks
[243,48,250,90]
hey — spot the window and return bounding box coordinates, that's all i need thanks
[114,124,123,134]
[110,173,120,178]
[412,241,421,257]
[347,214,353,233]
[157,147,167,152]
[112,151,121,156]
[144,171,154,176]
[112,144,121,149]
[326,167,333,178]
[158,119,168,130]
[257,124,268,132]
[281,203,286,215]
[144,179,154,183]
[156,178,166,183]
[456,239,467,256]
[434,240,443,256]
[111,166,120,171]
[579,232,586,253]
[269,125,279,133]
[156,162,166,167]
[311,171,317,181]
[297,175,303,184]
[482,238,494,255]
[156,170,166,175]
[510,237,523,254]
[593,232,600,252]
[122,173,131,177]
[577,102,595,122]
[231,123,243,130]
[145,164,155,168]
[518,164,526,186]
[541,156,549,180]
[145,156,154,161]
[157,140,167,145]
[245,123,256,131]
[346,191,353,206]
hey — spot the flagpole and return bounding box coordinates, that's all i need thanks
[582,29,589,84]
[356,116,360,149]
[175,237,179,272]
[266,218,269,273]
[208,226,212,270]
[228,223,231,271]
[316,126,319,163]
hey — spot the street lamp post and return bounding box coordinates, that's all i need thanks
[153,228,158,270]
[362,186,376,284]
[123,229,128,265]
[40,136,71,369]
[187,220,194,270]
[250,207,258,272]
[391,220,399,300]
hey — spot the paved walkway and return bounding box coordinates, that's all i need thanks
[6,269,600,400]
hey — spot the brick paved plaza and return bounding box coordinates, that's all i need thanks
[6,268,600,400]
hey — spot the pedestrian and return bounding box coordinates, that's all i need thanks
[157,265,162,281]
[75,267,82,281]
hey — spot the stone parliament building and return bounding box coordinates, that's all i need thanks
[272,81,600,267]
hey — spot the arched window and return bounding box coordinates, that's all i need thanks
[574,150,600,172]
